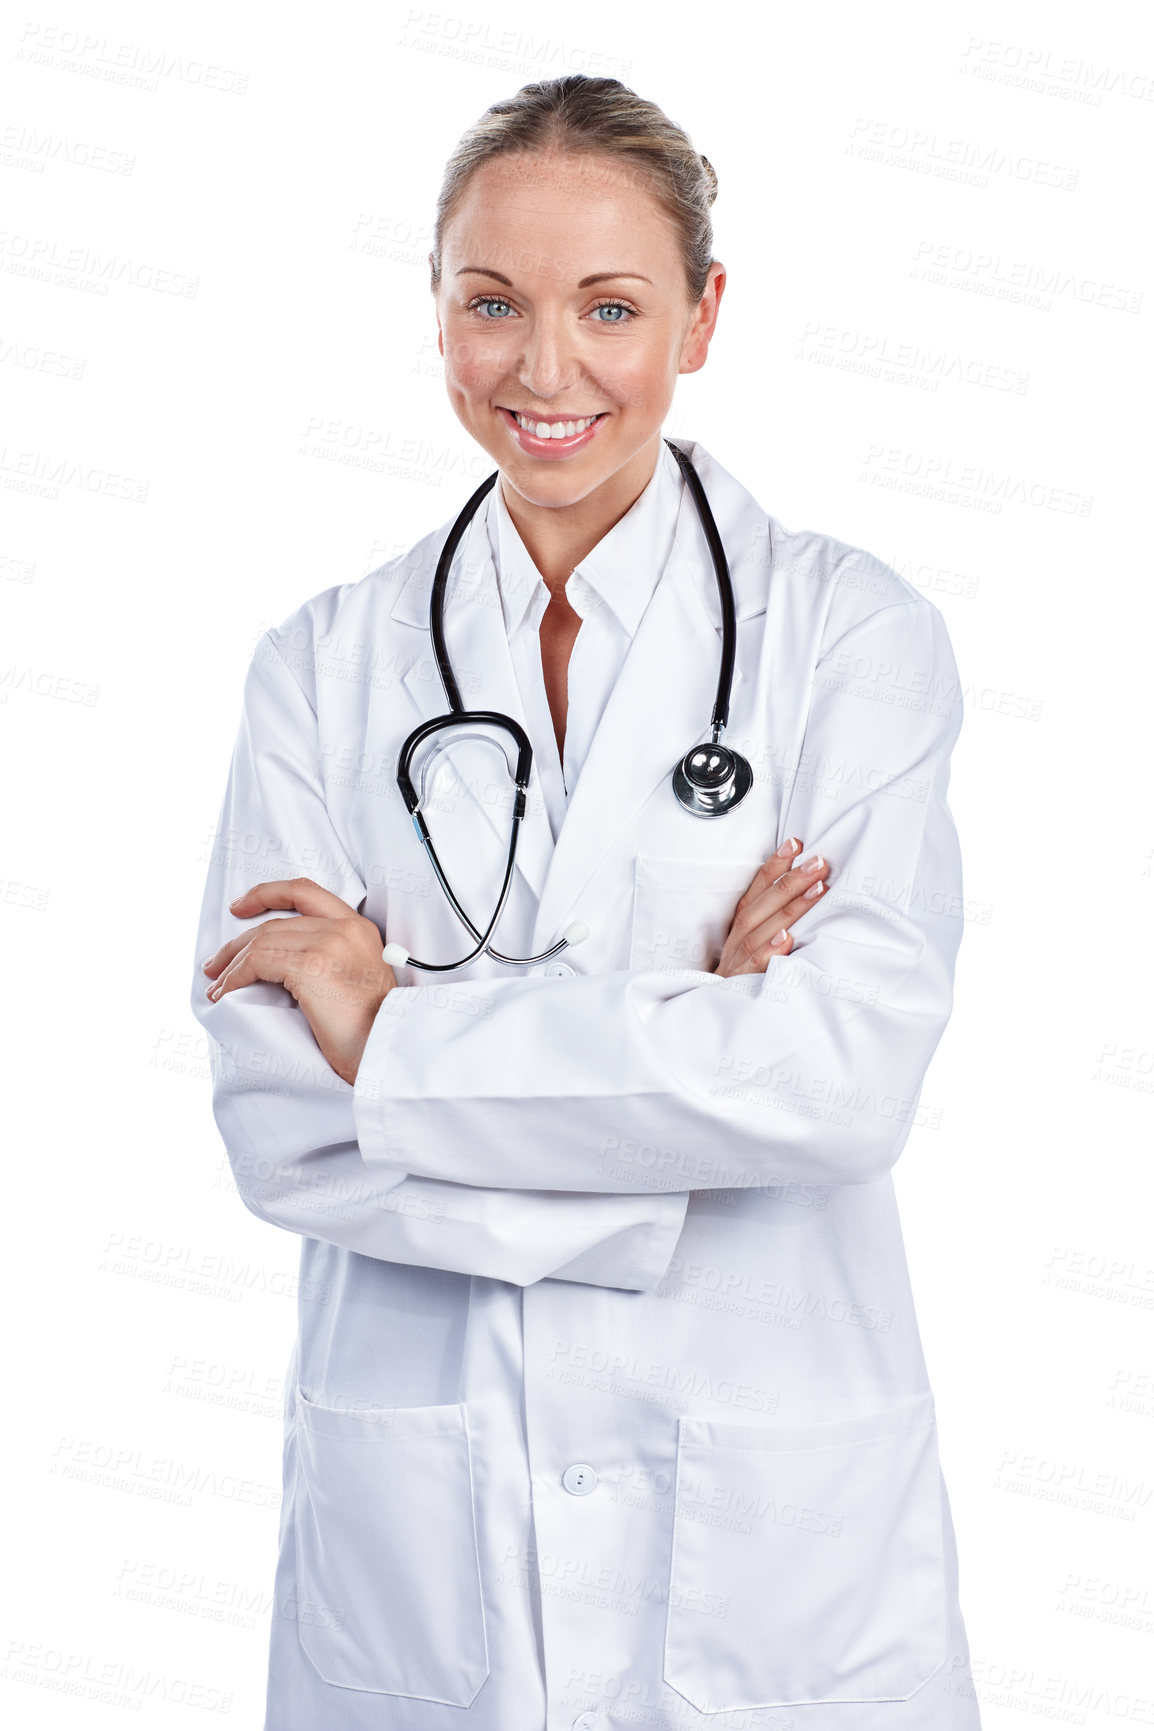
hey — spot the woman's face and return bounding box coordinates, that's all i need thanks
[433,150,724,511]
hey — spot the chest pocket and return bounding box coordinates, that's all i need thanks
[628,854,765,974]
[663,1391,950,1710]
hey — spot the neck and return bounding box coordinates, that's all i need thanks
[499,435,662,599]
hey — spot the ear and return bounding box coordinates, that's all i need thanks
[679,261,726,377]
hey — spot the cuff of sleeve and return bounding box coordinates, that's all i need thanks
[547,1189,690,1293]
[352,986,691,1294]
[351,987,415,1187]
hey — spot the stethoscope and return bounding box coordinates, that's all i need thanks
[380,438,753,973]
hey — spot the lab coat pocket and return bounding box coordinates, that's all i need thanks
[293,1391,489,1703]
[629,855,765,973]
[663,1391,948,1711]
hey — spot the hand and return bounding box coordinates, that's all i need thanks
[202,879,396,1086]
[713,838,831,979]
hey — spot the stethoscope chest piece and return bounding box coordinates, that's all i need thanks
[672,742,754,817]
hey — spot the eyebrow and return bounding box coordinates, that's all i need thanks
[455,267,653,288]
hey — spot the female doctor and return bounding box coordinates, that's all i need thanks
[193,75,980,1731]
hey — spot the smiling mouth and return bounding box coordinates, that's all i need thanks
[499,408,608,439]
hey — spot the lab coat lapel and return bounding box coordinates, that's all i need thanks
[529,493,750,953]
[391,511,555,905]
[389,443,766,948]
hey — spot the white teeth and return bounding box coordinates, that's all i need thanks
[513,412,600,439]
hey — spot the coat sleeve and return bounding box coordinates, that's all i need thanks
[353,596,966,1194]
[190,629,689,1291]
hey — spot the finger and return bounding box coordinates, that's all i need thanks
[202,913,339,979]
[729,868,830,974]
[744,882,827,957]
[764,865,829,921]
[737,852,828,927]
[227,878,358,922]
[207,946,287,1003]
[728,924,798,977]
[736,845,825,909]
[206,921,329,1002]
[734,838,801,909]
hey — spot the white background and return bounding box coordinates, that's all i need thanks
[2,0,1152,1724]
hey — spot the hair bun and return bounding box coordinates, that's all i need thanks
[699,152,718,206]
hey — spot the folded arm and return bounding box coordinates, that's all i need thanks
[190,629,688,1291]
[353,598,966,1195]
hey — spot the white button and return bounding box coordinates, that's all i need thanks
[573,1715,602,1731]
[562,1462,598,1495]
[545,961,575,978]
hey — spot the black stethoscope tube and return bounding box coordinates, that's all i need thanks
[386,439,753,972]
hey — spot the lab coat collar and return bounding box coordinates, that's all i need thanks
[488,436,684,640]
[387,437,770,635]
[388,437,768,929]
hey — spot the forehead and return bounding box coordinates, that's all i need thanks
[444,151,678,256]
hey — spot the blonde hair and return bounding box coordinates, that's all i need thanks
[429,75,718,305]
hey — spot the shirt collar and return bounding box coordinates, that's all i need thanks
[485,437,685,640]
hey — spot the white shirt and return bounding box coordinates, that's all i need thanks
[488,440,683,841]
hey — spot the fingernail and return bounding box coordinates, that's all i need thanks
[804,880,825,899]
[770,929,789,945]
[776,837,800,857]
[201,955,215,973]
[800,854,824,871]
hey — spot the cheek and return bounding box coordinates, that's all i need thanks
[444,357,485,397]
[442,331,503,395]
[602,347,672,412]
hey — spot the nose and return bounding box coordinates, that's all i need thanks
[514,308,583,402]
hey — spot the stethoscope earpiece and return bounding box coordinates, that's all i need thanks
[672,742,754,817]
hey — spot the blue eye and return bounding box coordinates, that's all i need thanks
[470,297,514,319]
[465,295,638,324]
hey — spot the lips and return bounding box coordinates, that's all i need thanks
[495,406,609,458]
[500,409,607,428]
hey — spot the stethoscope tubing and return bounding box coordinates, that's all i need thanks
[389,439,749,972]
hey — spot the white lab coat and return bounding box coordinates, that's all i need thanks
[190,437,982,1731]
